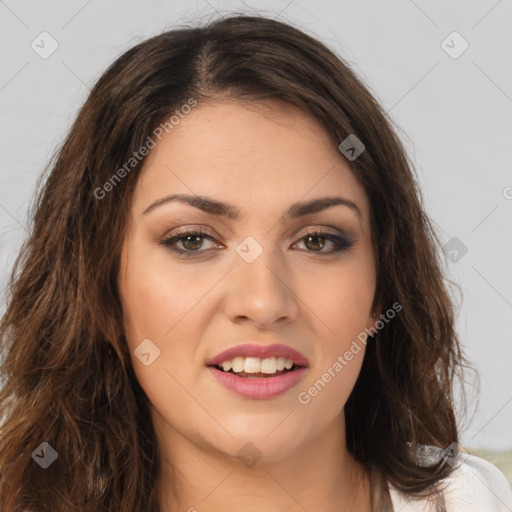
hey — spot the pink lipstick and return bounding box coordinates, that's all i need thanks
[206,343,309,399]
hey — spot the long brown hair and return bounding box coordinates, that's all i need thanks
[0,13,476,512]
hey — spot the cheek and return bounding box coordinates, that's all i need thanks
[118,242,220,400]
[296,255,374,405]
[118,255,205,420]
[119,241,208,343]
[297,289,368,418]
[300,256,375,338]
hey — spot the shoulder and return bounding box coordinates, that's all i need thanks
[442,452,512,511]
[388,448,512,511]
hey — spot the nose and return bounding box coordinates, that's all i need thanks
[222,244,300,330]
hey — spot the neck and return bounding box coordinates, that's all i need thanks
[153,408,371,512]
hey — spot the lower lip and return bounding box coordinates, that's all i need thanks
[207,366,307,399]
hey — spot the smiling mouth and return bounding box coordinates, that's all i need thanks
[209,364,302,378]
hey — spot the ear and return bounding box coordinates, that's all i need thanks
[368,301,382,328]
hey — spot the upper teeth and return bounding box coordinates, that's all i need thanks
[220,356,294,374]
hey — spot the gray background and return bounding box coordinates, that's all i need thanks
[1,0,511,451]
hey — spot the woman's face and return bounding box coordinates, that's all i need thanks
[118,100,378,463]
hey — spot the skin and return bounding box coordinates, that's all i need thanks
[118,99,380,512]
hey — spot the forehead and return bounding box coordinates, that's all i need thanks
[132,100,370,222]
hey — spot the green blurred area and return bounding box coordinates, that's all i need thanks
[467,448,512,486]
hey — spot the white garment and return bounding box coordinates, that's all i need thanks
[388,451,512,511]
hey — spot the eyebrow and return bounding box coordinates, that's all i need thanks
[142,193,363,223]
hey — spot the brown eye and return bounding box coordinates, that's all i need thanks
[180,235,204,251]
[304,234,326,251]
[295,230,355,254]
[160,229,219,257]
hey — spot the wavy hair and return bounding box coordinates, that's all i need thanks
[0,13,475,512]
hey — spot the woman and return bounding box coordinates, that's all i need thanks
[0,13,510,512]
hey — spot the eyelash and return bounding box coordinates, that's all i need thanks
[159,227,355,257]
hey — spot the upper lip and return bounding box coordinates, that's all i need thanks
[206,343,309,368]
